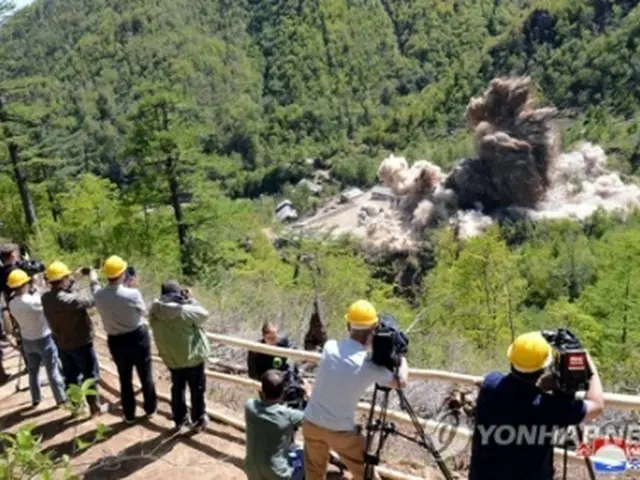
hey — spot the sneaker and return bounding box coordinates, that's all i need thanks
[173,418,191,431]
[125,417,136,425]
[192,416,208,432]
[89,403,108,417]
[144,409,157,420]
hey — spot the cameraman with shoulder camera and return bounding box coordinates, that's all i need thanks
[148,280,210,432]
[469,331,605,480]
[302,300,408,480]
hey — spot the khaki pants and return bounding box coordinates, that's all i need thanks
[302,419,378,480]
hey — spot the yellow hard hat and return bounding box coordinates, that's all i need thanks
[507,331,553,373]
[345,299,378,329]
[7,269,30,289]
[103,255,127,279]
[45,261,71,282]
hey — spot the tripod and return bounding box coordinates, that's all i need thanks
[561,424,596,480]
[363,377,455,480]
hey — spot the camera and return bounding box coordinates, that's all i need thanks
[371,313,409,372]
[282,365,307,410]
[272,357,306,410]
[17,259,45,277]
[124,266,136,282]
[540,328,592,394]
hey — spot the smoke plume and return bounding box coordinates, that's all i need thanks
[359,76,640,252]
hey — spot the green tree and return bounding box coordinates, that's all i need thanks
[579,229,640,362]
[124,90,205,277]
[424,226,527,351]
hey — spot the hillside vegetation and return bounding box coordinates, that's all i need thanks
[0,0,640,390]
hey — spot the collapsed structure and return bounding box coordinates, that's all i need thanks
[360,76,640,252]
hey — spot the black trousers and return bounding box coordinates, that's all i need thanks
[58,342,100,408]
[107,324,157,421]
[169,363,206,425]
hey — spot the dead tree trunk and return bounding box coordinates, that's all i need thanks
[159,102,193,277]
[8,142,37,229]
[165,154,192,276]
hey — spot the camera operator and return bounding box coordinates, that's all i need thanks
[244,369,310,480]
[0,243,45,380]
[468,331,605,480]
[302,299,408,480]
[148,280,210,432]
[247,321,296,381]
[41,260,105,416]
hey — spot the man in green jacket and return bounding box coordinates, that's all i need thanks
[148,280,210,431]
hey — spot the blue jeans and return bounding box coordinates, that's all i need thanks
[22,334,67,405]
[289,445,304,480]
[58,342,100,407]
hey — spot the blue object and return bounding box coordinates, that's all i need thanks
[592,458,627,474]
[289,445,304,480]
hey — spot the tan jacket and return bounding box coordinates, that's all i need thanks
[41,281,100,350]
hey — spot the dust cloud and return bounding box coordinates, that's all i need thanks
[361,76,640,252]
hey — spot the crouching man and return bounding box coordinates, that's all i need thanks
[244,369,309,480]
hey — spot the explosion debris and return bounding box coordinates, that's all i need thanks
[293,76,640,253]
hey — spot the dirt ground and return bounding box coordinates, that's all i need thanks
[0,343,248,479]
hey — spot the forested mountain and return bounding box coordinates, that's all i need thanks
[2,0,639,195]
[1,0,640,388]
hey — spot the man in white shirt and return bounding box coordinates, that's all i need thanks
[7,269,67,407]
[94,255,157,424]
[302,299,409,480]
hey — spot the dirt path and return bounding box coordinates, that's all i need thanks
[0,341,248,479]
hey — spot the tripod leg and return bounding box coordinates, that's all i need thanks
[576,426,597,480]
[396,389,455,480]
[364,386,391,480]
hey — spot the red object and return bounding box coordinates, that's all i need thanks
[565,352,587,371]
[576,443,593,457]
[626,442,640,458]
[578,436,629,458]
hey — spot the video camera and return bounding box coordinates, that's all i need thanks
[371,313,409,372]
[272,357,306,410]
[17,259,45,277]
[282,365,307,410]
[540,328,592,394]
